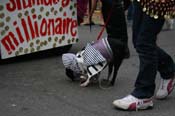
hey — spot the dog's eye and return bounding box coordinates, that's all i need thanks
[77,55,81,58]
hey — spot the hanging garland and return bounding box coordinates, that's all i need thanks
[137,0,175,19]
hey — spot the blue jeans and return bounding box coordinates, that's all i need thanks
[127,3,134,21]
[131,1,175,98]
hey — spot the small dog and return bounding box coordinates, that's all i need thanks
[62,37,128,87]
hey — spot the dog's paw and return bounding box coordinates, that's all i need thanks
[80,82,89,87]
[80,75,89,87]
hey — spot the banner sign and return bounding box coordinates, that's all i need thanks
[0,0,78,59]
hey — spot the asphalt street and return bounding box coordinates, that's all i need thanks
[0,25,175,116]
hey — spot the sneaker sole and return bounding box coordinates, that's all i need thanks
[113,105,153,111]
[113,103,154,111]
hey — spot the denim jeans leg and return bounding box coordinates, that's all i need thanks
[132,1,142,48]
[131,1,165,98]
[106,0,128,44]
[127,3,134,21]
[157,47,175,79]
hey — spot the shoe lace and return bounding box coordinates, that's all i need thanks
[124,95,140,111]
[124,95,149,111]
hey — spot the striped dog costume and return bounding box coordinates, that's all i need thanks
[62,37,126,87]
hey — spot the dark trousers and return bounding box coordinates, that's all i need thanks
[127,3,133,21]
[131,1,175,98]
[101,0,128,58]
[101,0,128,43]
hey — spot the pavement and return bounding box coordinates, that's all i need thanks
[0,24,175,116]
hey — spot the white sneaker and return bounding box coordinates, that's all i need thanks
[156,77,175,100]
[113,95,153,111]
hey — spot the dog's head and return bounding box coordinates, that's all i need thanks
[64,68,89,85]
[62,53,89,86]
[65,67,100,87]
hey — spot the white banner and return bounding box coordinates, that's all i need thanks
[0,0,78,59]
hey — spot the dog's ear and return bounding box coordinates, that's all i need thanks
[65,68,76,81]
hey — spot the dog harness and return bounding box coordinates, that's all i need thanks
[62,38,113,86]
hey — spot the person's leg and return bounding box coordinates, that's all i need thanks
[157,47,175,79]
[112,1,171,111]
[101,0,111,22]
[131,10,165,99]
[132,0,142,48]
[132,2,174,81]
[104,0,128,44]
[77,0,89,25]
[127,3,133,21]
[103,0,129,58]
[155,47,175,99]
